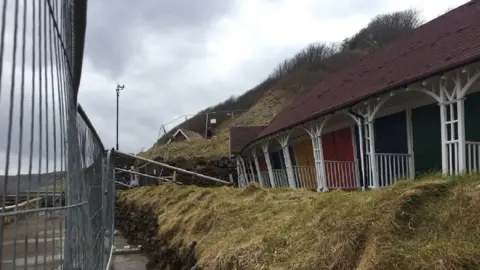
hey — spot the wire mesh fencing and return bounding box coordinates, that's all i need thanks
[0,0,114,269]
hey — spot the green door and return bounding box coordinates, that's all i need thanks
[465,91,480,141]
[412,103,442,175]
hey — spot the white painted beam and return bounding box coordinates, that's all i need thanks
[405,108,415,179]
[261,142,276,188]
[252,150,266,187]
[305,124,327,192]
[367,121,379,188]
[277,134,296,188]
[457,99,466,173]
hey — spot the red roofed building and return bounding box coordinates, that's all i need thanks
[230,1,480,191]
[167,128,204,144]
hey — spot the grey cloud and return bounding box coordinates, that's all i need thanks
[79,5,320,153]
[85,0,237,78]
[0,70,74,176]
[0,23,66,174]
[78,0,241,152]
[319,0,388,18]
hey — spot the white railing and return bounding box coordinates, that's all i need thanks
[323,160,360,190]
[466,141,480,173]
[238,173,258,187]
[260,171,272,188]
[272,169,290,187]
[292,166,317,190]
[374,153,410,187]
[446,141,459,175]
[240,153,413,190]
[237,174,247,187]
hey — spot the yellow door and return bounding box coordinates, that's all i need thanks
[293,139,316,189]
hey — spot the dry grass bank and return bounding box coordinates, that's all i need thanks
[117,174,480,269]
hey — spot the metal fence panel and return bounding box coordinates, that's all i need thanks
[0,0,114,269]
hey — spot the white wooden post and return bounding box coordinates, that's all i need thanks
[236,156,245,187]
[236,157,241,177]
[277,134,296,188]
[252,149,266,187]
[357,123,366,189]
[350,125,361,188]
[236,157,241,185]
[439,87,449,175]
[457,98,466,173]
[405,108,415,179]
[438,74,468,175]
[366,120,379,188]
[360,101,381,189]
[457,68,480,173]
[246,157,256,182]
[314,136,327,191]
[239,156,249,183]
[133,166,140,186]
[437,69,480,175]
[261,142,276,188]
[306,124,327,192]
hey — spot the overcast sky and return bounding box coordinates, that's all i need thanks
[0,0,467,176]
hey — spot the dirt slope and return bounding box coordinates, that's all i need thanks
[116,173,480,269]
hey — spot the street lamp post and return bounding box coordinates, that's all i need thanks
[116,84,125,150]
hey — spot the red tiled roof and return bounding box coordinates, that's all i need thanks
[256,1,480,141]
[230,126,267,155]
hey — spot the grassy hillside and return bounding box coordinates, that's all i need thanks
[139,49,370,161]
[117,173,480,269]
[140,10,423,161]
[140,82,307,160]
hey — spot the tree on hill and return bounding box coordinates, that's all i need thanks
[342,9,423,51]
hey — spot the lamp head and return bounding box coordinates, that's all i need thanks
[116,84,125,93]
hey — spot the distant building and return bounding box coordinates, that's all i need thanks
[168,128,204,144]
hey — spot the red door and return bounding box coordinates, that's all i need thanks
[258,155,267,171]
[335,128,355,161]
[322,132,336,160]
[322,127,356,189]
